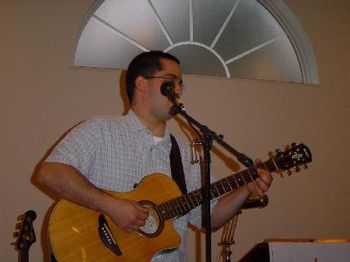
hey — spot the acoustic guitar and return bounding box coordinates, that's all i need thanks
[49,143,311,261]
[14,210,37,262]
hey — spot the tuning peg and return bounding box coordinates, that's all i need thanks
[294,166,300,172]
[275,148,281,155]
[284,169,292,176]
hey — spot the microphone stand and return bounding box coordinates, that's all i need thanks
[171,103,254,262]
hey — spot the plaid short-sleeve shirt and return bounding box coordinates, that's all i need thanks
[46,110,205,261]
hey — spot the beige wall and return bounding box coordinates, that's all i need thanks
[1,0,349,261]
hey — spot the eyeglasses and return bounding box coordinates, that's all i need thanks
[144,76,184,88]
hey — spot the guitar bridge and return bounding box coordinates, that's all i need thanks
[98,215,122,256]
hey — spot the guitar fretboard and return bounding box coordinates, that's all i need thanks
[156,159,278,220]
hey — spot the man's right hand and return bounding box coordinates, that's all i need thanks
[104,198,149,233]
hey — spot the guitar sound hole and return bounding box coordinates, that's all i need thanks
[138,200,164,238]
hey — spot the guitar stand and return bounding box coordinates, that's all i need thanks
[218,195,269,262]
[218,213,240,262]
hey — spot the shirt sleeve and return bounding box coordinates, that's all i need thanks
[45,118,100,177]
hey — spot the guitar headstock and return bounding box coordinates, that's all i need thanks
[14,210,37,252]
[272,143,312,176]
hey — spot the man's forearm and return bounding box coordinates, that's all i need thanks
[211,187,250,231]
[36,162,114,213]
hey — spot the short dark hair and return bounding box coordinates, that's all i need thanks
[125,51,180,102]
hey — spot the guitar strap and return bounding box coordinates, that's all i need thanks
[170,134,187,194]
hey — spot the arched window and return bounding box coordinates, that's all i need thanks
[74,0,319,84]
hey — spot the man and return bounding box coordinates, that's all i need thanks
[37,51,272,261]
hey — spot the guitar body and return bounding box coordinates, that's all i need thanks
[49,173,182,261]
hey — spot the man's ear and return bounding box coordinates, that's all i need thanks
[135,75,148,94]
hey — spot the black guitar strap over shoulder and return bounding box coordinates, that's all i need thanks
[170,134,187,194]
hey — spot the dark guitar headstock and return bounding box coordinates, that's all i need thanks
[271,143,312,176]
[14,210,37,254]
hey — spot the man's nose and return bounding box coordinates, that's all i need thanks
[174,84,183,97]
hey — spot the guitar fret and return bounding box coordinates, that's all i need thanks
[193,191,201,205]
[266,160,277,172]
[161,210,167,220]
[162,202,169,218]
[212,183,220,198]
[231,176,239,188]
[247,173,253,182]
[241,173,247,184]
[211,190,218,199]
[223,179,232,193]
[247,168,254,181]
[166,203,175,218]
[174,200,182,216]
[218,180,226,195]
[206,187,215,198]
[178,198,188,214]
[227,176,234,190]
[270,158,278,171]
[177,199,186,215]
[181,197,189,211]
[236,176,245,187]
[159,204,169,220]
[188,194,196,209]
[177,198,185,214]
[217,180,224,194]
[166,205,173,219]
[160,208,167,220]
[191,195,197,208]
[217,180,222,194]
[183,197,191,211]
[179,197,187,215]
[155,206,164,220]
[228,178,234,191]
[195,190,202,202]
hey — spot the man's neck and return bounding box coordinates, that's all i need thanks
[131,107,167,137]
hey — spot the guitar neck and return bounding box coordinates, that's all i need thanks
[19,250,29,262]
[157,159,278,220]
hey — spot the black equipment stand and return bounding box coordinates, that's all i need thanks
[171,102,254,262]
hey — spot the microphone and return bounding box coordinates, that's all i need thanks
[160,81,177,102]
[160,81,185,113]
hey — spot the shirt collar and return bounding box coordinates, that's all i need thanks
[124,110,171,143]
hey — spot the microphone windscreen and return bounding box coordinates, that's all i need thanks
[160,81,175,97]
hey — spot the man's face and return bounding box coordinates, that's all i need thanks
[145,58,184,121]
